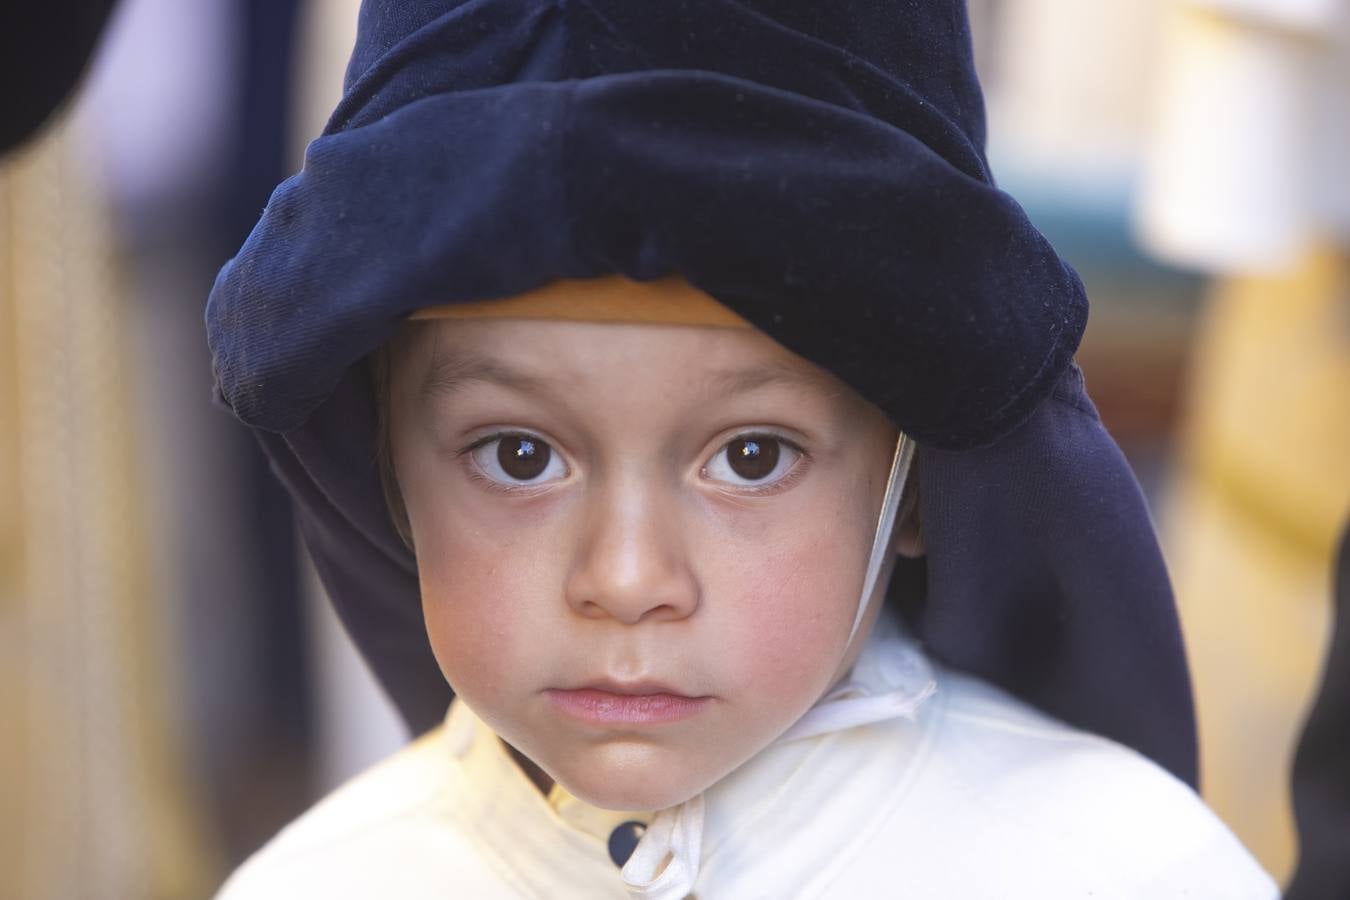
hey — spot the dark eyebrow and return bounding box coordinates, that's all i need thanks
[420,353,548,399]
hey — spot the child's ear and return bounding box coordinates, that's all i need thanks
[893,472,925,559]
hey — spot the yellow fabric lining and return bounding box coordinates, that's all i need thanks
[411,275,753,328]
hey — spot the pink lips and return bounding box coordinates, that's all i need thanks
[546,681,710,725]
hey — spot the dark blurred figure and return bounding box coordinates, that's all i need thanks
[0,3,120,154]
[1288,522,1350,900]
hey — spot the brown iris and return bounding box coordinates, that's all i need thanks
[726,437,779,481]
[497,436,550,480]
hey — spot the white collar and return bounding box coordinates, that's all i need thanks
[440,613,938,898]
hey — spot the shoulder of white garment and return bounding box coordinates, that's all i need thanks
[212,703,625,900]
[785,665,1280,899]
[211,729,475,900]
[211,646,1279,900]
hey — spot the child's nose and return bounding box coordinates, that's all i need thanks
[564,479,701,625]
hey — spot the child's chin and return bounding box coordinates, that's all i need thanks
[554,757,713,813]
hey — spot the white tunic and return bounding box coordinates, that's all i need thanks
[217,621,1277,899]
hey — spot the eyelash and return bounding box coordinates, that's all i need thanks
[456,430,810,496]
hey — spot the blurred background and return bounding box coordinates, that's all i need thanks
[1,1,1346,897]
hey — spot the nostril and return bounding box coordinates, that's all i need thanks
[570,582,700,625]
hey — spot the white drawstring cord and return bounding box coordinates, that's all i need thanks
[849,433,914,645]
[619,795,705,900]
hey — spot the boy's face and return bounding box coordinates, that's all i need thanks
[388,318,900,811]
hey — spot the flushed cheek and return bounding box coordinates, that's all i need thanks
[711,538,862,711]
[418,541,558,703]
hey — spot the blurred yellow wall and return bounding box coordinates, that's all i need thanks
[1164,246,1350,883]
[0,116,215,900]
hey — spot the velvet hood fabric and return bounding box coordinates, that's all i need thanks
[207,0,1198,786]
[209,0,1086,449]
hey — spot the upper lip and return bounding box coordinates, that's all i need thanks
[561,677,703,698]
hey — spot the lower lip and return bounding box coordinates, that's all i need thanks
[546,689,710,725]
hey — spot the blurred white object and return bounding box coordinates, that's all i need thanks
[75,0,236,215]
[301,551,408,794]
[291,0,362,168]
[1195,0,1342,31]
[986,0,1164,181]
[1136,0,1350,273]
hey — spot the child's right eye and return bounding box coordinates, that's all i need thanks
[467,433,568,487]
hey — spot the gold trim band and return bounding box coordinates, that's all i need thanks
[409,275,753,328]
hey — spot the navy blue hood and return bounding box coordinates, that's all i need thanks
[207,0,1197,786]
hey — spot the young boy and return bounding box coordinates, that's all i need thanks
[207,1,1278,895]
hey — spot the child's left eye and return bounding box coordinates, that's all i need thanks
[703,435,803,488]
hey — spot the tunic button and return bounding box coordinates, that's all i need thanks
[607,820,647,867]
